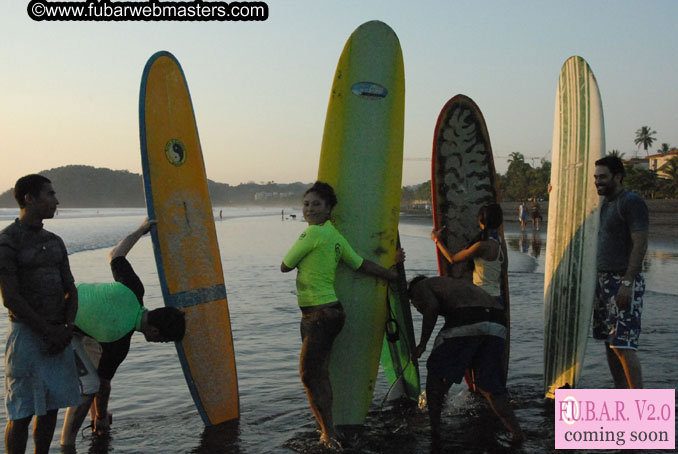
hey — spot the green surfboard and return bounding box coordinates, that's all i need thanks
[380,234,420,403]
[317,20,405,425]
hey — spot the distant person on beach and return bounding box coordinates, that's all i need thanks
[592,156,648,389]
[518,200,528,231]
[431,203,507,306]
[530,197,542,231]
[0,174,80,454]
[60,218,185,447]
[408,276,523,445]
[280,181,403,450]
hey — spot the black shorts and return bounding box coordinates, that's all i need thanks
[299,303,346,380]
[427,334,507,394]
[300,303,345,344]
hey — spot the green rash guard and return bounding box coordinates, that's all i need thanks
[283,220,364,307]
[74,282,147,342]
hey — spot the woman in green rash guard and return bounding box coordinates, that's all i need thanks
[281,181,403,450]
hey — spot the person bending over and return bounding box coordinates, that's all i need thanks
[408,275,523,445]
[60,218,185,447]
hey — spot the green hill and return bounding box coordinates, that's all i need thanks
[0,165,311,208]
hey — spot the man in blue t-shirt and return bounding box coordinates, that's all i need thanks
[593,156,648,389]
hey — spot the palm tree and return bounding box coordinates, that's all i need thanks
[634,126,657,156]
[624,166,658,198]
[658,143,671,154]
[658,156,678,197]
[507,152,525,165]
[607,149,625,159]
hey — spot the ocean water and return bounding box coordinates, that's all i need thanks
[0,208,676,454]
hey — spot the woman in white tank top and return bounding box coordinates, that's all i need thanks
[431,203,507,300]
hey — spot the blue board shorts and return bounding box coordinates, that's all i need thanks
[426,321,507,394]
[4,322,81,420]
[592,272,644,350]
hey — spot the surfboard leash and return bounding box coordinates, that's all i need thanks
[385,282,401,343]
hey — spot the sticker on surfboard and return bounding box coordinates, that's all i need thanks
[351,82,388,100]
[165,139,187,166]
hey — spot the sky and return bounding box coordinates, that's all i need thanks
[1,0,677,191]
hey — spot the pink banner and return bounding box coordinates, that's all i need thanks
[555,389,675,449]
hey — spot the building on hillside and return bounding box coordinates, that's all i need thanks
[624,157,649,170]
[254,191,295,201]
[647,149,678,178]
[404,200,431,212]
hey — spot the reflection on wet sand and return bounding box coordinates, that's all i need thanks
[508,232,542,259]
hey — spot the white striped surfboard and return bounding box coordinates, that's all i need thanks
[543,56,604,398]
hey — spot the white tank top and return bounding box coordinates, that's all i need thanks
[473,237,504,297]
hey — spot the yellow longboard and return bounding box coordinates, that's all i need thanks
[318,21,405,426]
[139,51,239,424]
